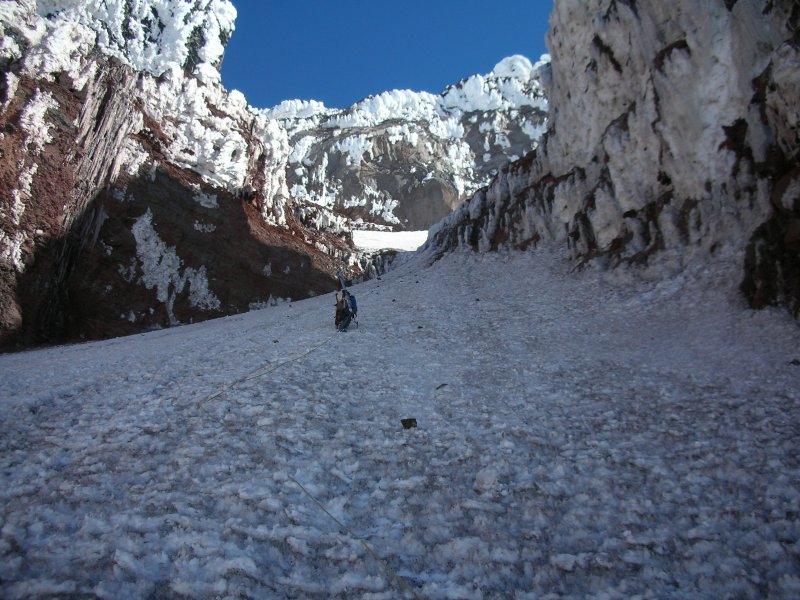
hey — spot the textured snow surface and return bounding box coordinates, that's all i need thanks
[1,250,799,598]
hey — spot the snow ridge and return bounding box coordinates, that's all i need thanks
[2,1,551,235]
[265,54,548,131]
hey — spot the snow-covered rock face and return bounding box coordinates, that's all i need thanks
[32,0,236,75]
[265,54,549,231]
[0,0,349,348]
[426,0,800,316]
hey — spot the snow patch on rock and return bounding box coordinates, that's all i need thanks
[192,187,218,209]
[131,209,220,325]
[0,231,26,272]
[19,88,58,155]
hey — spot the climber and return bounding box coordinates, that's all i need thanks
[336,290,354,332]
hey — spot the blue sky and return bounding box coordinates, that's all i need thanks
[220,1,554,109]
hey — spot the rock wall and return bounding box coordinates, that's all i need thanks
[425,0,800,315]
[265,55,549,233]
[0,1,348,349]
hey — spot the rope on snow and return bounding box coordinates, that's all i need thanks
[195,298,423,599]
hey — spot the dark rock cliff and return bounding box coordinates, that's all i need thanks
[0,57,347,349]
[0,1,350,350]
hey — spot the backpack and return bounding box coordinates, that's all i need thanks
[348,294,357,315]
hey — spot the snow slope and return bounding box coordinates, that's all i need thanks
[353,230,428,252]
[1,249,799,598]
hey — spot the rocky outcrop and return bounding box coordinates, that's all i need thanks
[265,55,548,233]
[425,0,800,315]
[0,58,347,347]
[0,0,347,349]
